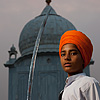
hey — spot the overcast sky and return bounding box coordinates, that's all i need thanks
[0,0,100,99]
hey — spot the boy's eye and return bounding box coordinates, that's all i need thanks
[61,53,65,57]
[71,52,77,55]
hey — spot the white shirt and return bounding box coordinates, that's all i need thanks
[62,73,100,100]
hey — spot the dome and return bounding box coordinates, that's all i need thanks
[19,5,76,56]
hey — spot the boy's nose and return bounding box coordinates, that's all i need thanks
[64,53,71,61]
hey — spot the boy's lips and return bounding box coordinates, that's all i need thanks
[64,63,71,67]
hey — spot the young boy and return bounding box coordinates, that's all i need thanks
[59,30,100,100]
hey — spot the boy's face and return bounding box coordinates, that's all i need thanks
[60,43,84,77]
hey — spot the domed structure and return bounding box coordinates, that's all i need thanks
[19,5,76,56]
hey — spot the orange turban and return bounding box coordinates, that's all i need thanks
[59,30,93,68]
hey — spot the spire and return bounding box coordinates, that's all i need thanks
[46,0,51,5]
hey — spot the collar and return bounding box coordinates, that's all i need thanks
[65,73,86,88]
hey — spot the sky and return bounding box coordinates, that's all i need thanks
[0,0,100,99]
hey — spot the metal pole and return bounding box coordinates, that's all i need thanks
[27,7,51,100]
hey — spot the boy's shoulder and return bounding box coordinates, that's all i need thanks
[81,75,99,84]
[79,75,99,92]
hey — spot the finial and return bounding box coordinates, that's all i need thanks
[46,0,51,5]
[10,44,16,51]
